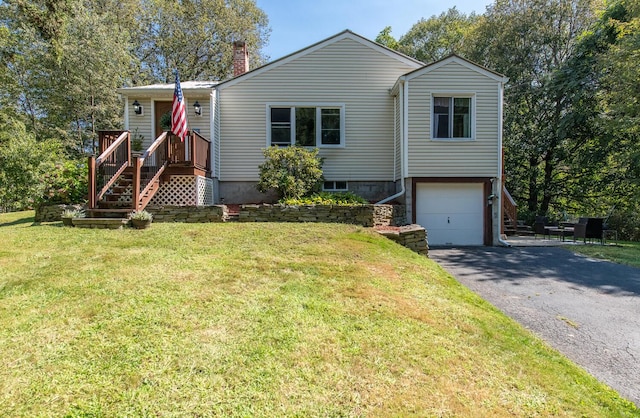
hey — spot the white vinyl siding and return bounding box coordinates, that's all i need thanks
[189,99,211,140]
[125,96,212,150]
[394,92,402,181]
[406,61,500,177]
[126,98,153,149]
[217,36,420,181]
[211,90,220,178]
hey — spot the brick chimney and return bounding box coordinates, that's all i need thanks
[233,41,249,77]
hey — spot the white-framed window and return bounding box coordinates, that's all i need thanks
[323,181,348,191]
[432,95,474,140]
[267,104,345,147]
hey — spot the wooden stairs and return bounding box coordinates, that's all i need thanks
[503,214,534,236]
[91,167,160,213]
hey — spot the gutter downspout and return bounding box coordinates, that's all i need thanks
[377,78,406,205]
[496,80,510,247]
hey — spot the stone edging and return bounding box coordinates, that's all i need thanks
[236,204,406,227]
[35,203,85,222]
[35,203,426,255]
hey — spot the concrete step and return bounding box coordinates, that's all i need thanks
[72,218,130,229]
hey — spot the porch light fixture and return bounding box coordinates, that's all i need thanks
[193,100,202,116]
[132,100,143,115]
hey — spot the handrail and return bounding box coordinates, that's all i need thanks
[96,131,129,165]
[503,186,517,207]
[140,131,168,163]
[502,186,518,230]
[191,130,211,144]
[89,131,131,209]
[132,131,170,211]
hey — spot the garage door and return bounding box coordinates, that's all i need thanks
[416,183,484,246]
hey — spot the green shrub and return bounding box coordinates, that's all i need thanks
[257,146,324,200]
[606,211,640,241]
[40,160,88,205]
[281,191,368,206]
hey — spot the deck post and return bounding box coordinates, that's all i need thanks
[132,156,141,211]
[88,156,96,209]
[189,131,196,164]
[126,131,132,166]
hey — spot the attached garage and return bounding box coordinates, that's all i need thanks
[415,182,489,246]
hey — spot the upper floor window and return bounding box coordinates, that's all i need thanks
[432,96,473,139]
[268,104,345,147]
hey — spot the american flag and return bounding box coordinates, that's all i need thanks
[172,70,188,142]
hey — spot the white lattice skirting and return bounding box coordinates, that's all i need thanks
[150,175,214,206]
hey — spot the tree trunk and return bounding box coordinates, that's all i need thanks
[527,156,539,213]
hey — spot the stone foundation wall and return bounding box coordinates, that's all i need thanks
[238,204,406,227]
[145,205,228,223]
[376,225,429,256]
[35,203,85,222]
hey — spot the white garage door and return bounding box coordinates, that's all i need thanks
[416,183,484,246]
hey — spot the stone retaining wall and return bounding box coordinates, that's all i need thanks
[373,204,407,227]
[35,203,86,222]
[238,204,406,227]
[145,205,228,223]
[376,225,429,256]
[34,203,423,254]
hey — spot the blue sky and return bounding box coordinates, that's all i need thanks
[255,0,494,61]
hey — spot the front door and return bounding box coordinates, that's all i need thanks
[154,101,173,139]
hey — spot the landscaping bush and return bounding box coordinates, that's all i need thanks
[257,146,324,200]
[281,191,368,206]
[40,160,88,205]
[606,211,640,241]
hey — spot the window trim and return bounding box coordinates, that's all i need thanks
[266,103,346,148]
[430,93,476,141]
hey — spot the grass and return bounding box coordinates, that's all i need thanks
[0,211,638,417]
[569,240,640,268]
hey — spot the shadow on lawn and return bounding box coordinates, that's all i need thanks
[0,216,37,228]
[430,246,640,297]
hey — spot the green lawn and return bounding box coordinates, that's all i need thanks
[570,240,640,268]
[0,211,638,417]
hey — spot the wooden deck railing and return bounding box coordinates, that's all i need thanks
[191,131,211,171]
[88,131,131,209]
[90,130,212,212]
[503,186,518,232]
[169,131,211,174]
[132,132,170,211]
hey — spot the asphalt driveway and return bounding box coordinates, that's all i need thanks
[429,246,640,406]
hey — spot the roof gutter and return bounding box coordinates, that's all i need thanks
[377,77,406,205]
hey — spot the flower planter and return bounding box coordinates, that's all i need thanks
[62,217,74,227]
[131,219,152,229]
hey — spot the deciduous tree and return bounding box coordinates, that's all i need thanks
[132,0,270,83]
[398,7,480,63]
[467,0,597,216]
